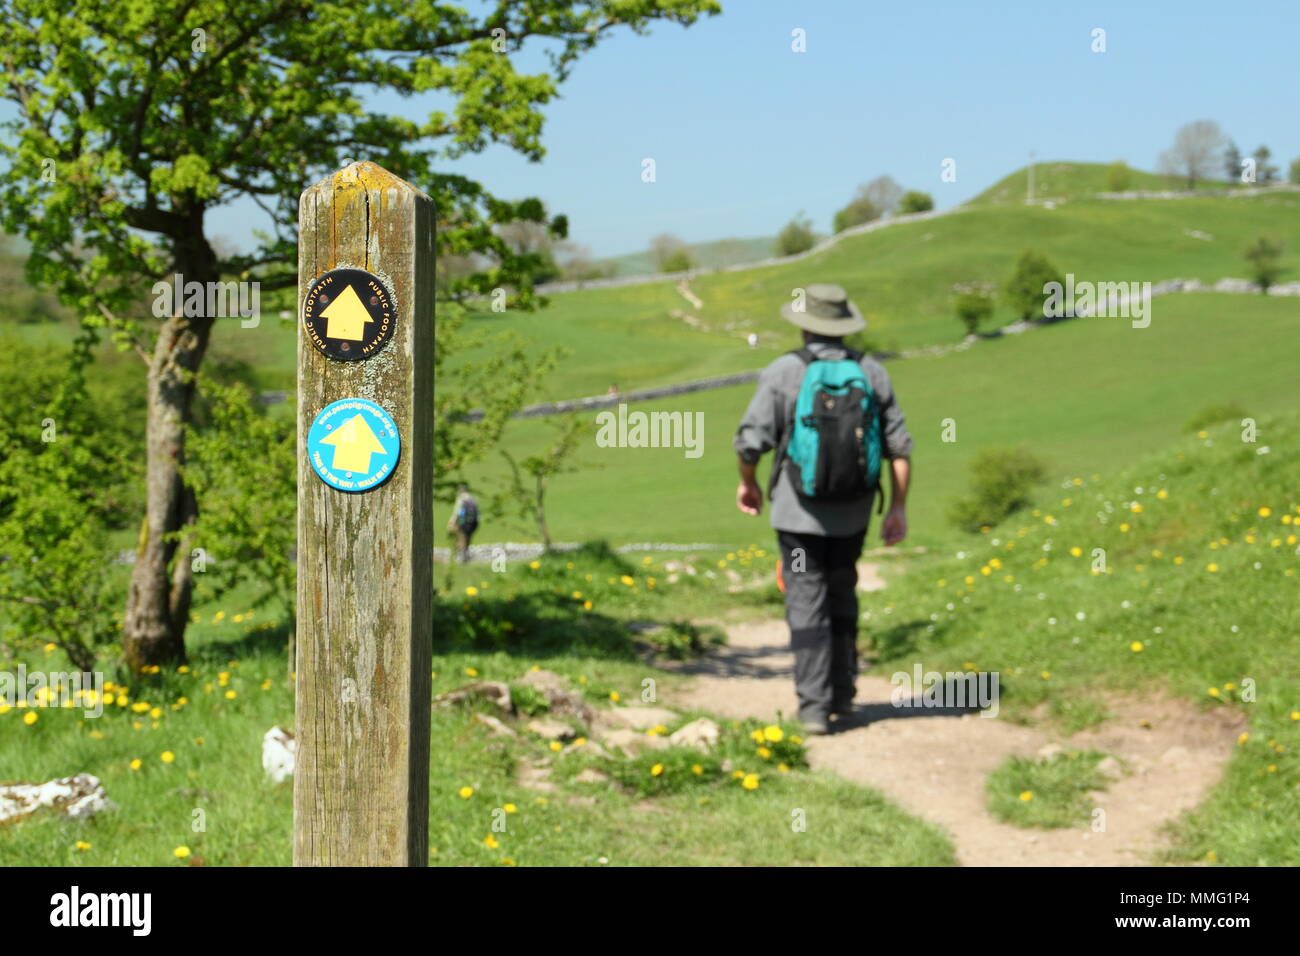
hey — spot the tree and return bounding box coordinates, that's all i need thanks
[182,377,297,669]
[0,0,719,670]
[898,190,934,213]
[1158,120,1228,188]
[1243,237,1285,293]
[1104,161,1132,192]
[832,192,879,233]
[1223,141,1242,182]
[775,213,816,256]
[952,282,994,337]
[1003,250,1065,322]
[1252,145,1278,184]
[862,175,904,217]
[501,414,586,551]
[650,233,693,273]
[1290,158,1300,185]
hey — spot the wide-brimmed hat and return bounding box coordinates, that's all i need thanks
[779,283,866,336]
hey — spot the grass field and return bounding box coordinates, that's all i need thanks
[464,292,1299,549]
[0,550,953,867]
[868,409,1300,864]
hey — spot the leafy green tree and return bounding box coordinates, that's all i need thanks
[832,192,880,233]
[898,191,934,214]
[1003,250,1065,322]
[775,213,816,256]
[501,414,587,552]
[1223,142,1242,182]
[0,0,719,669]
[1105,161,1132,192]
[1289,158,1300,185]
[1243,236,1285,292]
[1252,145,1278,184]
[661,248,694,273]
[0,341,134,671]
[952,283,994,336]
[182,377,296,666]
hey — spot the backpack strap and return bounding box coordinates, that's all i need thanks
[767,349,814,497]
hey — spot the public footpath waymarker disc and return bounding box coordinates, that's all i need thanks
[307,398,401,492]
[302,267,396,361]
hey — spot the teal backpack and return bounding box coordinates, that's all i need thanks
[771,347,884,507]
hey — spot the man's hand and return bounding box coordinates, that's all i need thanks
[881,504,907,546]
[736,479,763,516]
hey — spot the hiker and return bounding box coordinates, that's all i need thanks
[447,484,479,563]
[733,284,913,734]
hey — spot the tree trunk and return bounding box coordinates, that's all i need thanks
[122,252,217,671]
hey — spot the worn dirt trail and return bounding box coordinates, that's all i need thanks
[666,564,1243,867]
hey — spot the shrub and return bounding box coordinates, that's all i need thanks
[1289,157,1300,185]
[1243,236,1285,292]
[1185,402,1248,433]
[1002,249,1065,322]
[775,213,817,256]
[947,446,1049,532]
[660,248,693,273]
[832,195,879,233]
[1104,160,1132,192]
[952,283,994,337]
[897,190,934,213]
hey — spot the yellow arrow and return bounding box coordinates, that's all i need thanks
[319,414,387,474]
[320,283,373,341]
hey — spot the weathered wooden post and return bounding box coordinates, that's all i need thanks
[294,161,433,866]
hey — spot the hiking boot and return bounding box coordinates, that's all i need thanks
[801,716,830,735]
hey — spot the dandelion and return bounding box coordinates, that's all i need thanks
[619,575,634,586]
[1130,641,1144,653]
[1019,791,1033,802]
[464,667,478,677]
[173,846,191,859]
[741,773,759,791]
[609,691,620,703]
[1119,523,1130,533]
[458,786,474,799]
[74,841,91,852]
[1205,850,1217,863]
[1156,489,1168,500]
[691,764,703,775]
[1041,671,1051,680]
[1206,563,1218,573]
[1258,507,1272,518]
[529,560,540,569]
[503,803,517,814]
[757,746,772,759]
[23,711,37,726]
[583,600,593,611]
[549,741,562,752]
[1173,556,1184,565]
[1208,687,1221,697]
[1070,547,1082,557]
[483,834,499,849]
[465,586,478,596]
[1238,733,1250,745]
[161,751,175,764]
[650,764,664,777]
[224,690,236,700]
[763,725,784,743]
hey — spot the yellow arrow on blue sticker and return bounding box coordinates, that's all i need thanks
[307,398,400,492]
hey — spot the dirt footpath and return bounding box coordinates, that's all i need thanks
[666,569,1243,866]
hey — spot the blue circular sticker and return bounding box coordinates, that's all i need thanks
[307,398,401,492]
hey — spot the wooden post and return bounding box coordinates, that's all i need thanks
[293,161,433,866]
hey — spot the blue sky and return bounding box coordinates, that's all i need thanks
[210,0,1298,257]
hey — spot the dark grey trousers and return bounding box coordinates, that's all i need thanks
[777,529,866,723]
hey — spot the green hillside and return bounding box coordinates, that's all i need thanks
[875,408,1300,865]
[465,292,1298,549]
[966,160,1226,206]
[594,234,778,277]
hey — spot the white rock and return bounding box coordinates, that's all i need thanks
[0,773,115,824]
[668,717,721,751]
[262,726,297,783]
[602,706,679,730]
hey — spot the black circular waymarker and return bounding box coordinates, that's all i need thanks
[302,267,396,362]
